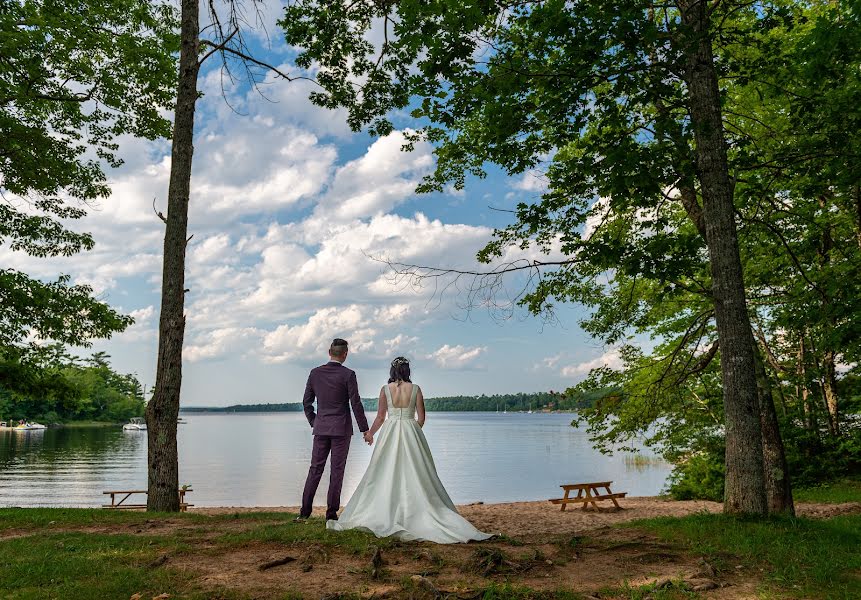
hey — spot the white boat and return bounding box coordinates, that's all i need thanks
[14,422,47,431]
[122,417,147,431]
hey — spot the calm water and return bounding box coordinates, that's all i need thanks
[0,413,671,507]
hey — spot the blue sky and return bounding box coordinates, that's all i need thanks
[5,6,623,405]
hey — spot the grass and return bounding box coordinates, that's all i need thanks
[629,512,861,599]
[0,507,207,530]
[3,506,861,599]
[794,476,861,504]
[595,580,699,600]
[0,531,239,600]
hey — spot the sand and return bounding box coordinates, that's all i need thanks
[194,496,861,537]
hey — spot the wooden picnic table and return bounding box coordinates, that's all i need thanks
[549,481,626,511]
[102,488,193,511]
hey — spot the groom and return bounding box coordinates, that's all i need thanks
[298,338,370,521]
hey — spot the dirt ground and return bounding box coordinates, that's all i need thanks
[7,499,858,598]
[195,496,861,536]
[175,498,861,599]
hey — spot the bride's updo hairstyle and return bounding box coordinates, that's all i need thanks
[388,356,411,385]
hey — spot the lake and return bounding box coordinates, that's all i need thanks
[0,412,672,507]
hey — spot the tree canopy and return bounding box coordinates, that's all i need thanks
[281,0,861,509]
[0,0,178,353]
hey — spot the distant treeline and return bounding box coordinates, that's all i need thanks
[181,390,608,414]
[0,345,146,424]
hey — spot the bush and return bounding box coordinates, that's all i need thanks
[667,450,725,501]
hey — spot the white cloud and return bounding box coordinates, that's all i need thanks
[559,348,623,377]
[118,305,156,342]
[383,334,419,355]
[511,171,548,193]
[427,344,487,370]
[260,303,417,364]
[306,130,434,230]
[184,327,263,363]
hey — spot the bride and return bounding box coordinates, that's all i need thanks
[327,357,492,543]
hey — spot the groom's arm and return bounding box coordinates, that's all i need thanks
[302,374,316,428]
[347,371,369,432]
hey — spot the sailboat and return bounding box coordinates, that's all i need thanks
[527,402,533,414]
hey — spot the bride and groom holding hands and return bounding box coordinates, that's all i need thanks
[297,338,492,544]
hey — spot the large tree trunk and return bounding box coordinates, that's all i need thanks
[753,343,794,515]
[146,0,200,512]
[678,0,767,515]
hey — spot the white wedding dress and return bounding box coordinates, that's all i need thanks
[327,383,492,543]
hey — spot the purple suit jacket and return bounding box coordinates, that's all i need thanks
[302,361,369,436]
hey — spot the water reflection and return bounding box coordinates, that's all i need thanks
[0,413,672,507]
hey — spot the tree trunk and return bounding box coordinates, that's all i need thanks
[677,0,767,515]
[753,342,794,515]
[854,184,861,250]
[821,349,840,436]
[797,336,816,433]
[146,0,200,512]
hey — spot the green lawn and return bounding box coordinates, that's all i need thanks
[794,477,861,504]
[630,513,861,599]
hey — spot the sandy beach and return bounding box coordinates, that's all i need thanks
[194,496,861,538]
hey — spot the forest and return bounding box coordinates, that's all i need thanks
[0,346,146,424]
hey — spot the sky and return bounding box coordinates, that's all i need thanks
[5,5,623,406]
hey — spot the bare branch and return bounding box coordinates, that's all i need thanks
[152,198,167,224]
[198,27,240,66]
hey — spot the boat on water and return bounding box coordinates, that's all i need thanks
[13,422,47,431]
[122,417,147,431]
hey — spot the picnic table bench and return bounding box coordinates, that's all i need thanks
[549,481,626,511]
[102,488,193,511]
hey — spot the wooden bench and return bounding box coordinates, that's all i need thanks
[549,481,626,511]
[102,488,193,511]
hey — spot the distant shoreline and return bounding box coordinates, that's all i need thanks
[180,391,599,414]
[179,406,579,414]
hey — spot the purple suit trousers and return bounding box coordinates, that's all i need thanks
[300,361,369,519]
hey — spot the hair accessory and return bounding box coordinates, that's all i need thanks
[391,356,410,367]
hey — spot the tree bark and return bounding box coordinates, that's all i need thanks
[854,184,861,250]
[796,336,816,433]
[677,0,767,515]
[753,342,794,515]
[146,0,200,512]
[821,349,840,436]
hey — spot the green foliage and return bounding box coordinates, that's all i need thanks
[667,452,726,502]
[0,345,145,423]
[0,0,178,352]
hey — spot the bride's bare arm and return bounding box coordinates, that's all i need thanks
[368,387,388,436]
[416,386,425,428]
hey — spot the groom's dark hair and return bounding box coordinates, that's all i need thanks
[329,338,349,357]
